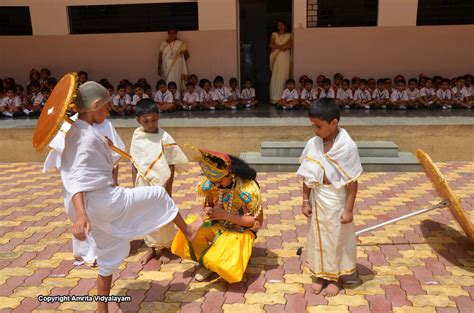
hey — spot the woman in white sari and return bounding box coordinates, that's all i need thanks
[269,20,292,104]
[158,28,190,92]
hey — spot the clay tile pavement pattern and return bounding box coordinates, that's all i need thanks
[0,162,473,313]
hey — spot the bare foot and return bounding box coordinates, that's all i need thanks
[129,239,144,255]
[323,280,341,297]
[184,214,205,242]
[312,278,326,294]
[139,248,156,265]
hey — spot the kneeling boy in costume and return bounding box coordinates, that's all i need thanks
[61,82,203,312]
[172,148,263,283]
[130,99,188,264]
[297,98,362,297]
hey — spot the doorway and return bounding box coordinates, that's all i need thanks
[239,0,292,104]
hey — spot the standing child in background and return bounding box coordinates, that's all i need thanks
[168,82,183,110]
[29,80,43,115]
[319,78,335,99]
[336,79,353,109]
[367,78,376,93]
[183,81,201,110]
[40,68,51,88]
[436,79,453,110]
[199,79,217,110]
[16,85,32,116]
[111,84,133,115]
[188,74,202,95]
[77,71,88,86]
[1,86,22,117]
[333,73,343,92]
[351,77,360,94]
[125,83,134,99]
[406,78,421,109]
[277,78,300,110]
[154,80,176,113]
[105,84,114,101]
[29,69,40,85]
[299,75,309,94]
[241,79,258,108]
[316,75,326,97]
[40,87,51,108]
[144,84,154,100]
[389,80,409,109]
[464,75,473,103]
[419,78,438,108]
[298,98,362,297]
[451,76,471,109]
[371,79,389,109]
[213,76,235,109]
[130,99,188,264]
[229,78,242,109]
[300,78,318,109]
[385,78,393,95]
[353,79,372,109]
[132,84,149,106]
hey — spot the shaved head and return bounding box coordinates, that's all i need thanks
[75,81,109,113]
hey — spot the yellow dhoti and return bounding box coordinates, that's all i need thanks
[172,217,255,283]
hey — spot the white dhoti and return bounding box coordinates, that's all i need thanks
[306,184,356,281]
[130,127,188,251]
[76,186,178,276]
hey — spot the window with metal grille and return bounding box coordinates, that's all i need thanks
[417,0,474,26]
[68,2,198,34]
[308,0,378,28]
[0,6,32,35]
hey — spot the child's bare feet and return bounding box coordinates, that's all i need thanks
[312,278,326,294]
[323,280,341,297]
[184,214,205,242]
[139,247,156,265]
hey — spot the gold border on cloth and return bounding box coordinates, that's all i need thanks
[416,149,474,242]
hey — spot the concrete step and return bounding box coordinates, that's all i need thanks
[261,141,399,158]
[240,152,421,173]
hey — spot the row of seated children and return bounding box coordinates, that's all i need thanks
[277,73,473,110]
[106,75,258,115]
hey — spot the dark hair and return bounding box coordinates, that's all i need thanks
[276,18,287,28]
[168,81,177,89]
[309,98,340,122]
[342,79,350,85]
[117,84,126,91]
[304,79,313,85]
[186,81,195,88]
[351,78,359,84]
[201,79,211,88]
[229,155,257,180]
[286,78,295,85]
[135,98,159,116]
[322,78,331,85]
[47,77,57,86]
[396,80,406,85]
[41,87,51,94]
[133,83,143,90]
[377,78,385,85]
[189,74,198,80]
[105,83,114,90]
[334,73,343,79]
[5,85,16,93]
[40,68,51,76]
[4,78,16,87]
[16,84,24,92]
[359,79,368,85]
[78,71,88,78]
[168,27,178,33]
[29,80,40,88]
[433,75,442,81]
[441,78,450,84]
[156,79,167,89]
[99,78,109,86]
[229,77,238,85]
[214,76,224,83]
[244,79,252,84]
[408,78,418,84]
[425,77,433,82]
